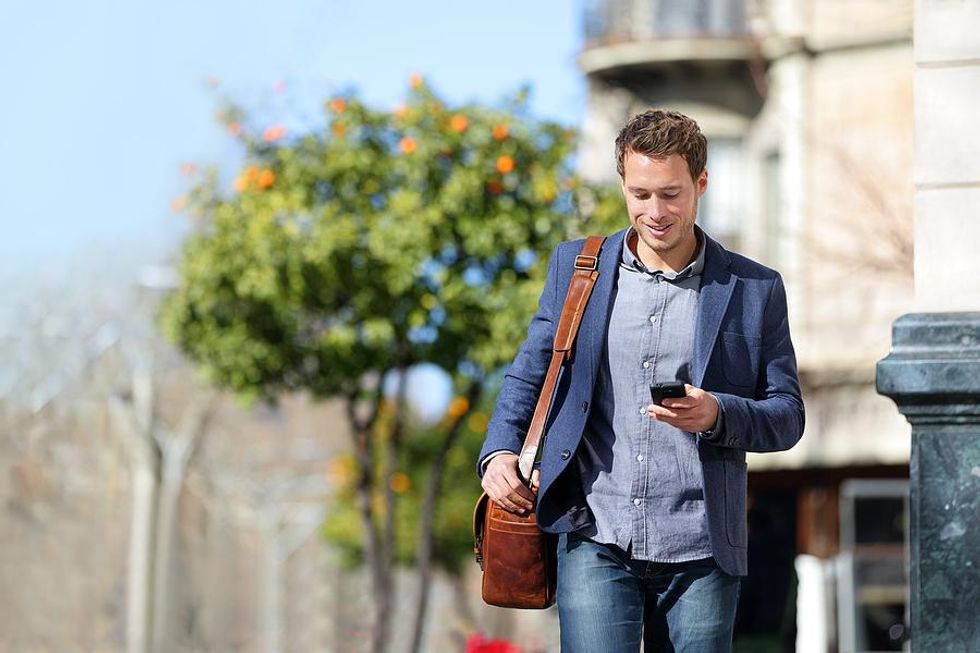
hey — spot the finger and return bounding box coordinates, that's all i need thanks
[488,464,523,487]
[530,469,540,493]
[662,397,697,409]
[506,477,536,507]
[492,494,527,515]
[487,479,533,513]
[648,404,678,419]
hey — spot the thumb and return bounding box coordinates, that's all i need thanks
[530,469,541,492]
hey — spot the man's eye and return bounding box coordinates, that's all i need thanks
[663,193,678,199]
[634,194,650,200]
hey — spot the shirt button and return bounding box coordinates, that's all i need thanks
[633,498,642,506]
[636,454,644,462]
[649,315,657,324]
[642,361,650,369]
[560,449,571,460]
[639,405,647,415]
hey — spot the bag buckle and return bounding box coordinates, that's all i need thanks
[574,255,597,271]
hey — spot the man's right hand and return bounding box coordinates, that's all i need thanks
[481,453,539,516]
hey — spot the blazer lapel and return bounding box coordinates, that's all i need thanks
[693,233,736,388]
[583,227,628,385]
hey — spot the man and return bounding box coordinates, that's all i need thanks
[477,110,804,652]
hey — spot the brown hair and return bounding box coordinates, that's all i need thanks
[615,109,707,181]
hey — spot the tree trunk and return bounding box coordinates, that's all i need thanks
[127,450,161,653]
[111,377,213,653]
[408,380,481,653]
[351,422,385,653]
[150,420,207,653]
[375,366,408,653]
[110,370,160,653]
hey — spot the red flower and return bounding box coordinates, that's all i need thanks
[465,633,521,653]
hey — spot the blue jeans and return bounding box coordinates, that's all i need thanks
[557,532,740,653]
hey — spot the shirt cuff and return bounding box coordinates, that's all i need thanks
[698,394,725,442]
[480,449,517,475]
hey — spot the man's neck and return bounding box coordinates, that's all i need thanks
[630,230,699,273]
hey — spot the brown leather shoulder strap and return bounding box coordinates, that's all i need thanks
[517,236,605,481]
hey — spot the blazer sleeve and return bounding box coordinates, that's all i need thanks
[476,244,562,477]
[710,273,805,452]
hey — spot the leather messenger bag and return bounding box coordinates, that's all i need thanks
[473,235,605,609]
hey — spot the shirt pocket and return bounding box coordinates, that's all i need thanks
[719,331,762,389]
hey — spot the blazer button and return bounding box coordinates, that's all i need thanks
[581,401,589,413]
[560,449,571,460]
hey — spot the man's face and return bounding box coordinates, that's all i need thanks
[620,150,707,265]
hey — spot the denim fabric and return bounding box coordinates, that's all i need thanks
[557,531,740,653]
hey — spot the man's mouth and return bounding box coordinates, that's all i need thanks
[646,223,672,237]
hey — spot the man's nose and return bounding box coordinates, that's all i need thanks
[644,197,668,219]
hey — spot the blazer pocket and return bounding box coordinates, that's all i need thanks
[719,332,761,388]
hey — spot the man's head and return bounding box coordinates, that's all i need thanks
[615,110,708,271]
[615,109,707,182]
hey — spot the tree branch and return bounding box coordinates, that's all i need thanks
[408,377,483,653]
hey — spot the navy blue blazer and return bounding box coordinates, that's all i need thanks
[477,227,805,576]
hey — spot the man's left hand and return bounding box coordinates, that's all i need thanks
[647,384,719,433]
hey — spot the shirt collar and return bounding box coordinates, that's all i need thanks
[622,225,707,280]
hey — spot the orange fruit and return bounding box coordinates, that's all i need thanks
[257,169,275,189]
[332,121,347,137]
[399,136,417,154]
[263,125,286,142]
[496,155,515,175]
[449,114,468,133]
[329,97,347,113]
[410,72,423,88]
[446,396,470,419]
[492,124,509,140]
[227,121,242,136]
[233,175,249,192]
[390,472,411,494]
[393,104,408,119]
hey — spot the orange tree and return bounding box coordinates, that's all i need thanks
[161,78,624,653]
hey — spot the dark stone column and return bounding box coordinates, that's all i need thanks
[876,312,980,652]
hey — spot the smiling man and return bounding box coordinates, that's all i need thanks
[478,110,804,652]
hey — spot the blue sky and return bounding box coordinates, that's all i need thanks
[0,0,584,279]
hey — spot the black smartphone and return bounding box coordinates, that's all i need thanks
[650,381,687,405]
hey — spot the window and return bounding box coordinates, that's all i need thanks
[700,137,744,251]
[838,479,910,652]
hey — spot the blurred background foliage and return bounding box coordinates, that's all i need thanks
[160,76,625,580]
[321,391,493,573]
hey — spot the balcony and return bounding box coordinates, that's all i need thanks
[581,0,757,76]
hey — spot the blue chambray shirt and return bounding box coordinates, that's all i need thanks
[574,226,716,562]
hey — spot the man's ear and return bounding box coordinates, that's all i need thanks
[696,169,708,197]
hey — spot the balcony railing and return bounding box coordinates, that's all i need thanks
[583,0,748,46]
